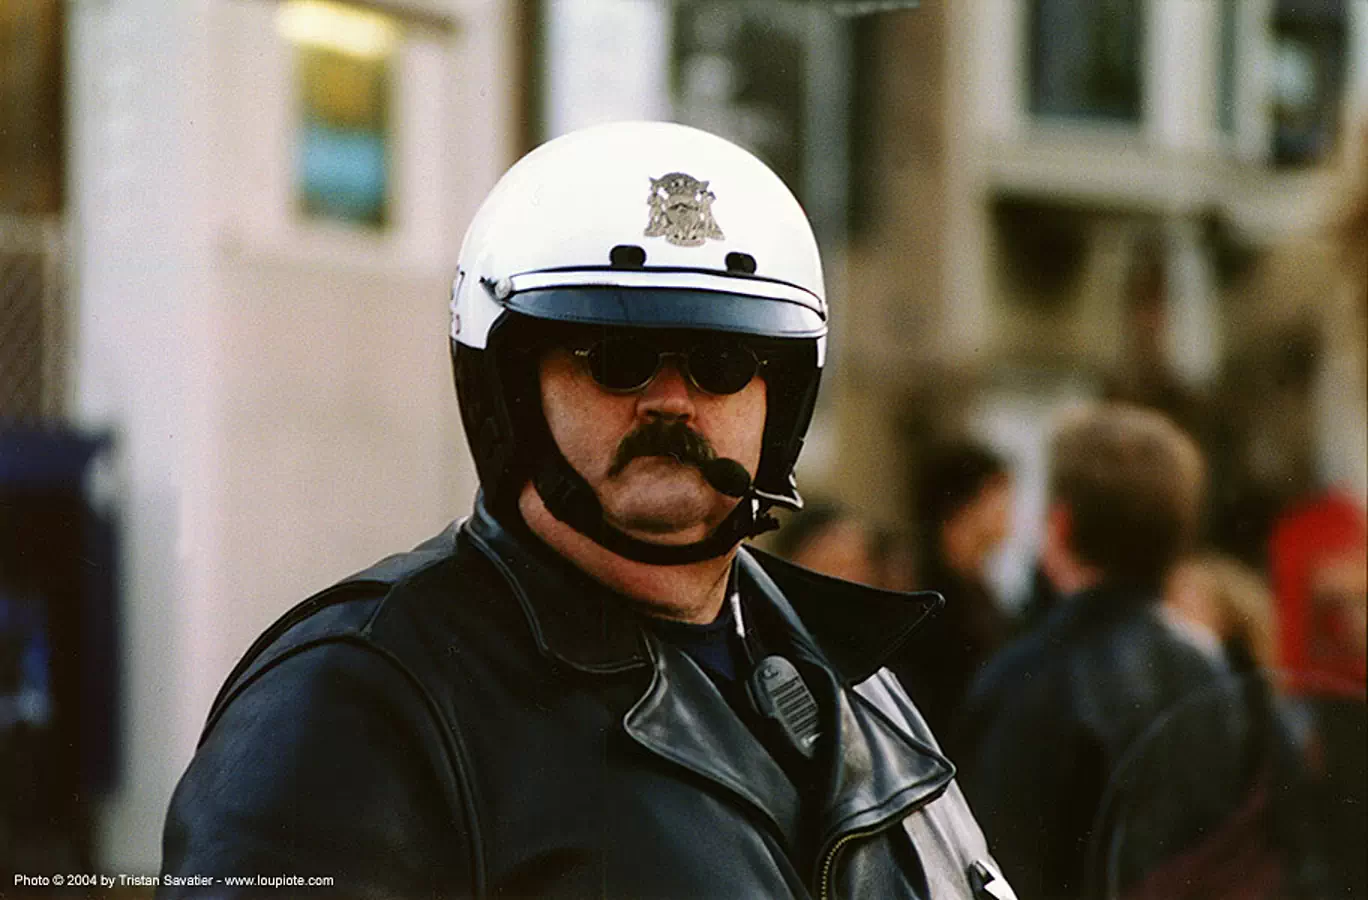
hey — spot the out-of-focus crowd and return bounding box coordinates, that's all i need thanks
[769,130,1368,899]
[774,406,1365,900]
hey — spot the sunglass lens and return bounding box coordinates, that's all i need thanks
[687,340,759,395]
[586,337,661,392]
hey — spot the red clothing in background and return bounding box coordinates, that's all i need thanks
[1269,492,1367,694]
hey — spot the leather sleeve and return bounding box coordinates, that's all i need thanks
[159,640,475,899]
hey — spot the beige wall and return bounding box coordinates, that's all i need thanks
[69,0,515,872]
[194,257,473,708]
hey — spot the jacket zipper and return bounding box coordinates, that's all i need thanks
[817,823,885,900]
[816,778,953,900]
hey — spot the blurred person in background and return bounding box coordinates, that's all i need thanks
[952,403,1263,900]
[870,526,920,594]
[1163,549,1365,900]
[1161,551,1339,898]
[1268,491,1367,695]
[1163,552,1278,675]
[158,123,1014,899]
[770,500,918,591]
[888,440,1014,737]
[1267,492,1368,900]
[1014,559,1064,636]
[771,501,879,585]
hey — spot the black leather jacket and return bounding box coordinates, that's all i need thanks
[160,500,1014,899]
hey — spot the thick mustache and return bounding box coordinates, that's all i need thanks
[608,419,716,477]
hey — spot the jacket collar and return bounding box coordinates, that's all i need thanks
[1052,579,1161,636]
[462,495,942,682]
[738,547,942,684]
[463,495,652,673]
[465,496,955,865]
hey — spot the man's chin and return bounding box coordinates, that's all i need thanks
[603,495,729,543]
[614,523,712,546]
[598,465,738,541]
[607,502,712,540]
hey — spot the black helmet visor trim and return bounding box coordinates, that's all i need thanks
[504,287,826,340]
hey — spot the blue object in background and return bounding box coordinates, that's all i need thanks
[0,426,119,799]
[0,591,52,729]
[299,121,389,226]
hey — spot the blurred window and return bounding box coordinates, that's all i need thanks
[1028,0,1144,123]
[277,0,400,228]
[1269,0,1346,168]
[672,4,806,208]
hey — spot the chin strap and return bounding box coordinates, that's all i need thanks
[532,454,786,566]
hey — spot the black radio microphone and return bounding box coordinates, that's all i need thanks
[701,458,752,498]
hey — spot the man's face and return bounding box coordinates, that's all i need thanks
[539,331,767,546]
[943,474,1013,577]
[969,476,1014,557]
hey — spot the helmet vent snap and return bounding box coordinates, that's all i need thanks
[725,252,757,274]
[609,244,647,268]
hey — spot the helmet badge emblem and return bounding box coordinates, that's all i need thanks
[644,172,724,247]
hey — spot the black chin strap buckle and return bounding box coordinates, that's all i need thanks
[747,655,822,760]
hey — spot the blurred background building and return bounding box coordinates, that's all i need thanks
[1,0,1364,878]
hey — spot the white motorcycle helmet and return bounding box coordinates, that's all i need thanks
[451,121,828,564]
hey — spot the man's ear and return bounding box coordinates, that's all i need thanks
[1044,502,1073,552]
[1039,502,1075,591]
[1040,502,1104,595]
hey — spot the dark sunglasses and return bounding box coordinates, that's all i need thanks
[571,335,767,395]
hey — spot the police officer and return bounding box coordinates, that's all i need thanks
[160,122,1013,900]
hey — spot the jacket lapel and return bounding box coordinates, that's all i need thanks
[623,639,805,851]
[738,551,956,869]
[811,661,955,844]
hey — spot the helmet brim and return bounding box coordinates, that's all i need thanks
[505,287,826,340]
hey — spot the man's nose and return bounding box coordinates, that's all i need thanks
[637,358,695,419]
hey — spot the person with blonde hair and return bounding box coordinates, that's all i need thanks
[1164,552,1277,674]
